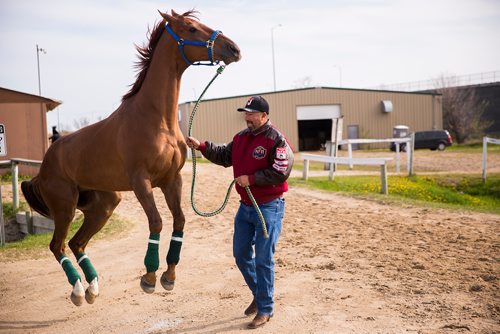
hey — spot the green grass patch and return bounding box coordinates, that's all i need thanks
[0,213,131,260]
[289,173,500,214]
[447,141,500,152]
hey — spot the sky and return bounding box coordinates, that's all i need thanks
[1,0,499,131]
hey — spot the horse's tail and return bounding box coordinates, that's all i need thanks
[21,177,51,218]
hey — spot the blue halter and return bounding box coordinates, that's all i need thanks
[165,24,222,66]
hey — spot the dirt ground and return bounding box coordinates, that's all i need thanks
[0,149,499,334]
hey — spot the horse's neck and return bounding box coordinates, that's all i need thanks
[134,34,187,128]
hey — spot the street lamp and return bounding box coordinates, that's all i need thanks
[271,24,281,91]
[36,44,46,96]
[333,65,342,87]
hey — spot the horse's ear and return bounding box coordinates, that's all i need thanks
[158,10,173,22]
[171,9,180,18]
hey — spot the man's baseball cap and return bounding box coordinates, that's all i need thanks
[237,96,269,114]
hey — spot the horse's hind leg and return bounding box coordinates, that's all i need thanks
[69,190,121,304]
[43,182,84,305]
[160,173,186,291]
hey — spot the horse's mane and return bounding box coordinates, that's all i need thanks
[122,10,199,101]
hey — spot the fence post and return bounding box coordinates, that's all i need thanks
[0,183,5,246]
[408,134,415,176]
[348,143,353,170]
[302,159,310,180]
[395,143,401,173]
[381,163,388,195]
[11,161,19,210]
[26,211,33,235]
[482,137,488,183]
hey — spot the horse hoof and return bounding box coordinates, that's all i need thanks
[71,280,85,306]
[85,289,98,304]
[140,274,156,294]
[85,277,99,304]
[71,293,85,306]
[160,272,175,291]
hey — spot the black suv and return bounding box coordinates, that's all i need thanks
[391,130,453,151]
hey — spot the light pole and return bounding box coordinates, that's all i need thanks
[36,44,46,96]
[271,24,281,91]
[333,65,342,87]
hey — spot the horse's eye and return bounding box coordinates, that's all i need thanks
[189,27,197,33]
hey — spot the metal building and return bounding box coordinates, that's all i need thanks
[179,87,442,152]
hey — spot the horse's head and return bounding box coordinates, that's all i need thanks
[160,10,241,66]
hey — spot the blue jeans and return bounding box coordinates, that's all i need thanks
[233,197,285,316]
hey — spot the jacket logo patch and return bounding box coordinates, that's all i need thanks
[253,146,267,159]
[276,147,287,159]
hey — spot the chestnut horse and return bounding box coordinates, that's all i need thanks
[21,9,240,306]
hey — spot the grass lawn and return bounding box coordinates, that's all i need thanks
[289,173,500,214]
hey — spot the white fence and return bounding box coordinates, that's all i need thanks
[482,137,500,182]
[337,136,414,175]
[0,158,43,246]
[302,154,393,194]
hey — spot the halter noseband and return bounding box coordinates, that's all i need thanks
[165,24,222,66]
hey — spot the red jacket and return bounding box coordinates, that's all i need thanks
[199,121,294,205]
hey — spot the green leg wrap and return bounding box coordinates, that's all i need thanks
[58,255,81,286]
[144,232,160,272]
[77,253,98,283]
[166,231,184,265]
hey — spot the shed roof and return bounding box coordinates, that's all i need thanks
[0,87,62,111]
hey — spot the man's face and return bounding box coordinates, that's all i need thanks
[244,112,267,131]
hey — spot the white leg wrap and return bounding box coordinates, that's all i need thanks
[72,280,85,297]
[71,279,85,306]
[88,277,99,296]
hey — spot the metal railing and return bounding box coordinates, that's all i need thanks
[0,158,42,245]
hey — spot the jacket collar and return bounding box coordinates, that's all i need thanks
[251,120,272,136]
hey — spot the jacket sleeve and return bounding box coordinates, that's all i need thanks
[252,136,294,186]
[200,141,233,168]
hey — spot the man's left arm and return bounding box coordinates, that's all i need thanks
[251,138,294,186]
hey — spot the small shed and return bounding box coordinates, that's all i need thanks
[0,87,61,176]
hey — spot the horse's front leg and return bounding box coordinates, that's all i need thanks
[130,174,163,294]
[160,173,185,291]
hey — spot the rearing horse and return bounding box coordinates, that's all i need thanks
[21,9,241,306]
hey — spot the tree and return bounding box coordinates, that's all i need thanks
[433,74,491,143]
[292,76,313,89]
[73,117,91,130]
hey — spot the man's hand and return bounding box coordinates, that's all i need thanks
[186,136,201,150]
[235,175,250,187]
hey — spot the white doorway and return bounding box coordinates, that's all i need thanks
[296,105,341,151]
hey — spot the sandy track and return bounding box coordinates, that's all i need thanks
[0,150,499,333]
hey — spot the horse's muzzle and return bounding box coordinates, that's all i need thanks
[218,37,241,65]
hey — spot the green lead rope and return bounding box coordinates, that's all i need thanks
[188,65,269,239]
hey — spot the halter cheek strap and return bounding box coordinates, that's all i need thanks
[165,24,222,66]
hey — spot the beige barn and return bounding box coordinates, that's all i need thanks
[178,87,442,152]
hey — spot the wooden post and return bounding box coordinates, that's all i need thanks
[408,133,415,176]
[395,142,400,174]
[348,143,353,170]
[0,182,5,246]
[303,159,309,180]
[482,136,487,183]
[381,163,388,195]
[26,211,33,235]
[11,161,19,210]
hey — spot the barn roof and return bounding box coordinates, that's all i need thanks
[0,87,62,111]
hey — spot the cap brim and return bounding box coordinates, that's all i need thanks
[237,107,264,113]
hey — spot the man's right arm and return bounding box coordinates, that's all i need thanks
[186,136,233,167]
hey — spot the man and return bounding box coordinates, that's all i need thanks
[49,126,60,144]
[186,95,294,329]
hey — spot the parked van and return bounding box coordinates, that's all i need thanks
[391,130,453,151]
